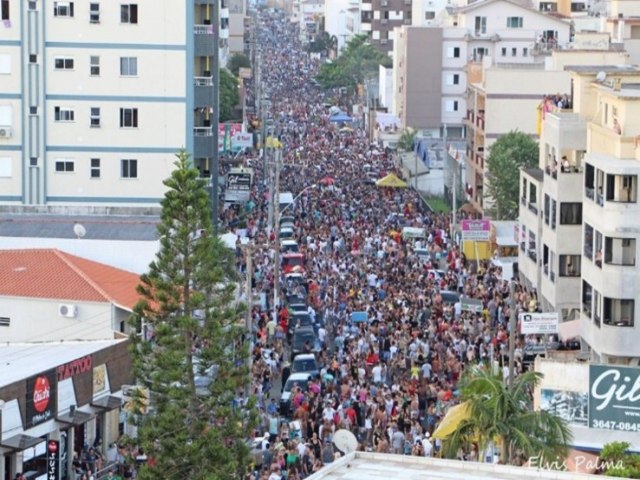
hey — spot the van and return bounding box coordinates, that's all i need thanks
[279,192,294,211]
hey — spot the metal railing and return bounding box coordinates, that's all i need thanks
[194,24,214,34]
[195,76,213,86]
[194,126,213,136]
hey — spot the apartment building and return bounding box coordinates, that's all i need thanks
[0,0,229,210]
[228,0,248,55]
[324,0,361,52]
[361,0,413,54]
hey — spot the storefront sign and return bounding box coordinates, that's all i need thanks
[461,219,491,241]
[519,312,559,334]
[47,440,60,480]
[26,370,57,428]
[93,364,108,396]
[57,355,93,381]
[589,365,640,432]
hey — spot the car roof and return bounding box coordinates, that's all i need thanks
[294,326,315,334]
[293,353,316,361]
[282,240,298,244]
[288,372,311,381]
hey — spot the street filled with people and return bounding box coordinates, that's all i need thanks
[230,9,546,480]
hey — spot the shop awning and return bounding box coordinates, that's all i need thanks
[0,434,43,451]
[56,410,94,426]
[375,174,407,188]
[432,402,471,440]
[91,395,122,411]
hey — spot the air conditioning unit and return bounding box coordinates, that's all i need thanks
[0,127,12,139]
[59,304,78,318]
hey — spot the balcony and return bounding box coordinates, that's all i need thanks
[194,24,214,35]
[588,122,637,159]
[194,78,214,107]
[194,126,213,136]
[195,76,213,86]
[194,127,215,158]
[195,32,215,56]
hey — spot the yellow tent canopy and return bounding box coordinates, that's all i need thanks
[432,402,471,440]
[375,173,407,188]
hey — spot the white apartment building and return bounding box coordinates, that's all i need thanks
[0,0,230,210]
[323,0,360,52]
[518,61,640,363]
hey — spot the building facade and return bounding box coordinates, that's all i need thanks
[360,0,413,54]
[0,0,229,210]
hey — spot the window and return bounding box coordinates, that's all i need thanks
[90,107,101,127]
[603,298,634,327]
[55,159,74,172]
[474,16,486,35]
[543,194,550,225]
[446,74,459,85]
[29,107,38,115]
[29,157,38,167]
[604,237,636,266]
[53,1,74,17]
[29,1,36,10]
[447,46,460,58]
[559,255,580,277]
[54,106,75,122]
[511,47,517,57]
[506,16,523,28]
[551,199,556,229]
[559,203,582,225]
[121,159,137,178]
[1,0,9,21]
[605,174,637,203]
[501,47,506,57]
[523,47,528,56]
[90,3,100,23]
[425,11,435,20]
[90,56,100,76]
[120,57,138,76]
[120,108,138,127]
[29,54,37,64]
[571,2,586,11]
[583,223,593,260]
[120,4,138,24]
[54,57,74,70]
[90,158,101,178]
[582,280,593,320]
[445,100,458,112]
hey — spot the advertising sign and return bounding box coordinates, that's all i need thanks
[26,369,57,428]
[461,219,491,241]
[47,440,60,480]
[589,364,640,432]
[232,132,253,149]
[540,389,588,426]
[519,312,559,334]
[461,298,483,313]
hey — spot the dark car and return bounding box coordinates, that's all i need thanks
[290,312,313,330]
[291,353,320,377]
[440,290,460,305]
[292,326,319,358]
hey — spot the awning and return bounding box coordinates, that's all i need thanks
[91,395,122,411]
[559,319,580,340]
[375,174,407,188]
[432,402,471,439]
[0,434,43,451]
[56,410,94,426]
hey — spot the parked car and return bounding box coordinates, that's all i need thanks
[280,372,311,416]
[279,227,295,239]
[440,290,460,305]
[281,239,299,253]
[280,215,296,229]
[290,312,313,330]
[292,326,319,358]
[291,353,320,377]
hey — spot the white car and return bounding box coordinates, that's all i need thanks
[279,227,295,239]
[281,239,299,253]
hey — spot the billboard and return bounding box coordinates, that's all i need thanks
[26,369,57,428]
[589,364,640,432]
[461,219,491,241]
[519,312,559,334]
[540,389,588,426]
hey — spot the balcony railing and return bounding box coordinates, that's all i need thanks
[194,126,213,136]
[195,24,214,34]
[195,76,213,86]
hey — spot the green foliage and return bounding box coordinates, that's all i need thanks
[307,31,338,54]
[600,442,640,478]
[129,150,256,480]
[397,129,417,152]
[220,68,240,122]
[425,196,451,213]
[442,367,572,465]
[227,53,251,77]
[485,131,539,220]
[316,34,391,90]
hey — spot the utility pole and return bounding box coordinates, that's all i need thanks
[508,280,517,389]
[211,0,221,234]
[452,168,457,242]
[245,245,253,392]
[272,148,282,323]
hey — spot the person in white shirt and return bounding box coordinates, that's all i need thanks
[372,363,383,384]
[422,433,433,457]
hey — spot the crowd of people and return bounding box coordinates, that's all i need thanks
[229,8,549,480]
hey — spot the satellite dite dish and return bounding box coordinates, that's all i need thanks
[73,223,87,239]
[333,429,358,454]
[596,71,607,83]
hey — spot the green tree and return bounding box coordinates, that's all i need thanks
[397,128,417,152]
[220,68,240,122]
[442,367,572,465]
[316,34,391,90]
[307,31,338,55]
[485,131,539,220]
[227,53,251,77]
[600,442,640,478]
[129,150,255,480]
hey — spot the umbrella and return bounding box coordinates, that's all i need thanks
[375,173,407,188]
[432,402,471,440]
[319,176,335,186]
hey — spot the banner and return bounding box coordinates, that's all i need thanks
[26,369,57,428]
[461,219,490,241]
[47,440,60,480]
[519,312,559,334]
[589,364,640,432]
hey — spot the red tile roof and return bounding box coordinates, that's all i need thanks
[0,249,142,310]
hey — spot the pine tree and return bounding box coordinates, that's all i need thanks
[129,150,256,480]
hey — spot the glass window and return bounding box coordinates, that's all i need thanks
[121,159,138,178]
[54,57,74,70]
[1,0,10,20]
[90,56,100,76]
[603,298,634,327]
[605,174,637,203]
[119,108,138,128]
[55,160,74,172]
[90,107,100,127]
[559,203,582,225]
[54,106,74,122]
[543,194,550,225]
[90,158,100,178]
[583,223,593,260]
[120,57,138,76]
[582,280,593,321]
[474,16,487,35]
[53,1,74,17]
[506,16,523,28]
[559,255,580,277]
[120,4,138,24]
[89,3,100,23]
[604,237,636,266]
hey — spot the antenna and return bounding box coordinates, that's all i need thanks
[73,223,87,239]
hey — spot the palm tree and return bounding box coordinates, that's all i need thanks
[441,366,572,465]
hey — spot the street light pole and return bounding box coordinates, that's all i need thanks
[245,245,253,390]
[272,148,281,323]
[508,280,517,389]
[211,0,220,234]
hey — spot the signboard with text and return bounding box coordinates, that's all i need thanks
[26,369,57,428]
[519,312,559,334]
[461,219,491,241]
[589,364,640,432]
[47,439,60,480]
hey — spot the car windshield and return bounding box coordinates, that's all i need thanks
[293,331,315,348]
[284,378,309,392]
[283,257,304,267]
[293,358,317,372]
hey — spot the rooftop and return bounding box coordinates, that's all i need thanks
[308,452,615,480]
[565,64,640,74]
[0,249,141,309]
[0,339,125,389]
[523,167,545,182]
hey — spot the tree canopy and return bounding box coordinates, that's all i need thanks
[397,128,417,152]
[220,68,240,122]
[485,131,539,220]
[227,53,251,77]
[129,150,255,480]
[441,367,572,465]
[307,31,338,55]
[316,34,391,90]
